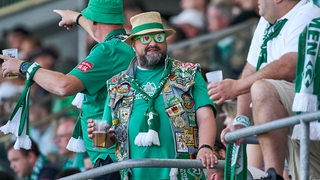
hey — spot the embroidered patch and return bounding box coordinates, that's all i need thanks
[184,127,194,146]
[166,103,185,117]
[173,116,186,128]
[181,93,194,109]
[118,84,130,93]
[122,96,134,107]
[76,60,93,72]
[119,107,130,123]
[176,132,188,153]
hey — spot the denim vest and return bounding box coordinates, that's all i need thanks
[107,58,200,178]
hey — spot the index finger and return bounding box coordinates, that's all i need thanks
[0,54,9,61]
[53,9,62,16]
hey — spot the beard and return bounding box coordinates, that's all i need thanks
[137,45,166,69]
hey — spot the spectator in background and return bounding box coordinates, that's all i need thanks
[6,139,59,180]
[206,2,247,79]
[206,2,234,33]
[55,116,85,171]
[170,9,205,39]
[19,36,42,60]
[209,0,320,179]
[29,97,59,161]
[2,26,30,54]
[231,0,259,25]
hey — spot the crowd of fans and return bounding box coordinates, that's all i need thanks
[1,0,318,179]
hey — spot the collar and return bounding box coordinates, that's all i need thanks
[104,28,128,42]
[279,0,305,21]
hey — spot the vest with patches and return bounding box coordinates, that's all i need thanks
[107,58,201,176]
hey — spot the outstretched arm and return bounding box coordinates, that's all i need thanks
[1,55,84,96]
[53,9,99,42]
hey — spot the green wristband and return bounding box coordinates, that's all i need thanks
[26,62,41,80]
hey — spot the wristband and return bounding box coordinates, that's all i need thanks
[232,115,251,127]
[26,62,41,81]
[198,144,213,151]
[19,61,31,76]
[76,14,82,25]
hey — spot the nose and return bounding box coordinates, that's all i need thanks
[149,38,157,45]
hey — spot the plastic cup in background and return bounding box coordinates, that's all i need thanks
[2,48,19,79]
[92,120,107,149]
[205,70,223,84]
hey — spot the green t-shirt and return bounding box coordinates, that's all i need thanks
[104,65,215,179]
[68,29,135,164]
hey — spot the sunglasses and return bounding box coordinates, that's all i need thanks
[133,33,166,44]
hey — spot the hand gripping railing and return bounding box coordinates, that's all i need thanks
[59,159,225,180]
[224,111,320,180]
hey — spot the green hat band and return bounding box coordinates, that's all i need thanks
[132,23,164,34]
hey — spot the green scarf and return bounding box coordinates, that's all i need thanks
[26,155,47,180]
[128,58,172,147]
[256,19,288,70]
[66,115,86,152]
[0,62,41,149]
[224,143,248,180]
[292,17,320,140]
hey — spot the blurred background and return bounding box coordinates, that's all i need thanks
[0,0,259,178]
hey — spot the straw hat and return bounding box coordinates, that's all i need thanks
[124,11,176,44]
[81,0,125,24]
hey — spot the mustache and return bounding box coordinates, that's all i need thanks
[145,45,161,52]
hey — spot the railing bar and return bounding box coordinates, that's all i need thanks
[225,111,320,142]
[59,159,225,180]
[300,119,310,180]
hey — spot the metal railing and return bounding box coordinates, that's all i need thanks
[59,159,225,180]
[0,0,52,17]
[225,111,320,180]
[58,111,320,180]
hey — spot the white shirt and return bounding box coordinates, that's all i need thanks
[247,1,320,69]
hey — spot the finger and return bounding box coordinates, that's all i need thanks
[208,153,215,168]
[53,9,62,16]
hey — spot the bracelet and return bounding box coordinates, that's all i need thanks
[232,115,251,127]
[76,14,82,25]
[198,144,213,151]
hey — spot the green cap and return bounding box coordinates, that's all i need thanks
[81,0,125,24]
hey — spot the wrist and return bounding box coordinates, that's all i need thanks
[76,14,82,25]
[198,144,213,152]
[232,115,251,127]
[26,62,41,80]
[19,61,32,76]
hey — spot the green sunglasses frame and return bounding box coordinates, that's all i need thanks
[133,33,166,44]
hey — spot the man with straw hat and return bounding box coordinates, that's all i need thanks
[88,11,218,180]
[1,0,135,179]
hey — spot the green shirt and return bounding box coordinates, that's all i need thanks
[68,29,135,164]
[104,65,214,179]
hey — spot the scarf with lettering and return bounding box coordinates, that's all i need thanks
[292,18,320,140]
[0,62,41,149]
[256,19,288,70]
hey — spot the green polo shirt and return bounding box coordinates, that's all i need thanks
[68,28,135,164]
